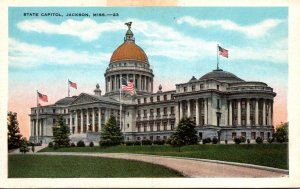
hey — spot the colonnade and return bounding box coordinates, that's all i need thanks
[176,98,273,127]
[106,73,153,93]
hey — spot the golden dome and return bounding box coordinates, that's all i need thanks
[110,41,149,64]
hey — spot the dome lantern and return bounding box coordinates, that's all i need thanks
[124,22,135,42]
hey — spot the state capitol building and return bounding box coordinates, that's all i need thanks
[29,23,276,144]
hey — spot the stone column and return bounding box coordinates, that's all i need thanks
[175,102,179,125]
[196,99,199,125]
[86,109,89,131]
[98,108,102,132]
[262,99,266,126]
[133,74,136,89]
[75,110,78,133]
[255,99,259,125]
[114,75,117,91]
[151,78,153,93]
[204,98,208,125]
[237,99,241,126]
[140,75,142,91]
[69,112,72,129]
[268,100,272,126]
[92,108,95,132]
[229,100,232,126]
[187,100,191,118]
[271,102,273,126]
[179,101,183,120]
[80,110,83,133]
[246,99,250,126]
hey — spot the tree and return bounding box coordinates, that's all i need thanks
[7,111,22,150]
[99,116,123,147]
[52,115,70,148]
[169,118,198,147]
[274,122,288,143]
[19,137,29,154]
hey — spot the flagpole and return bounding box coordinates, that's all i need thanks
[68,79,70,97]
[119,79,122,131]
[217,44,219,70]
[36,90,39,144]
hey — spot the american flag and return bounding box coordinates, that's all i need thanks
[219,46,228,58]
[69,80,77,89]
[37,92,48,102]
[122,78,134,92]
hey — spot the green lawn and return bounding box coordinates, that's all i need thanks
[40,144,288,170]
[8,154,183,178]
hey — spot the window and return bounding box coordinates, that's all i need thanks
[200,84,204,90]
[163,122,167,130]
[157,108,160,116]
[150,123,153,131]
[163,107,167,115]
[241,100,246,109]
[199,132,203,139]
[242,132,246,137]
[53,109,55,113]
[137,99,140,104]
[144,124,147,132]
[170,106,174,115]
[150,109,154,116]
[156,123,160,131]
[217,99,220,109]
[171,122,174,130]
[260,132,264,139]
[144,98,147,103]
[150,136,153,141]
[137,110,141,118]
[127,124,129,128]
[241,116,246,126]
[157,96,160,102]
[192,85,195,91]
[137,137,141,140]
[267,132,271,139]
[156,136,160,140]
[137,124,141,132]
[184,87,187,92]
[164,95,167,101]
[232,132,236,139]
[171,94,175,100]
[143,110,147,118]
[150,97,153,102]
[217,85,219,90]
[163,136,167,140]
[251,132,256,139]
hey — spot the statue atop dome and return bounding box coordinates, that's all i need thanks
[125,21,132,30]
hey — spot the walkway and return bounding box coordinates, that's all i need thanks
[37,152,288,178]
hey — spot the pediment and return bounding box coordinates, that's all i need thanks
[69,93,100,105]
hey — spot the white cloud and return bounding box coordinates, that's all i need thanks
[177,16,284,38]
[17,19,124,42]
[15,18,287,65]
[9,38,110,67]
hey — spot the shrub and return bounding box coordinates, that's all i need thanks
[70,142,76,147]
[256,137,263,144]
[153,140,165,145]
[53,143,60,150]
[247,139,250,144]
[133,141,141,146]
[268,137,274,144]
[77,140,85,147]
[48,142,53,148]
[89,142,94,147]
[141,139,152,145]
[124,141,134,146]
[276,136,284,143]
[212,137,218,144]
[234,137,241,144]
[225,139,228,144]
[202,137,211,144]
[241,136,246,143]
